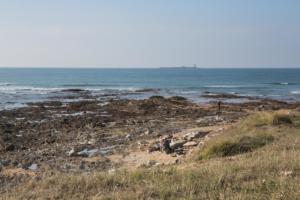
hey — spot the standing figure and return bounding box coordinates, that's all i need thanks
[218,101,222,113]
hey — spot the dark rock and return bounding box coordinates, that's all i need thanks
[169,140,186,150]
[0,159,11,166]
[160,135,173,154]
[149,96,165,100]
[4,144,15,151]
[62,89,85,92]
[169,96,187,101]
[135,88,160,93]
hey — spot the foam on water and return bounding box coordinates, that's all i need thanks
[0,68,299,110]
[291,91,300,95]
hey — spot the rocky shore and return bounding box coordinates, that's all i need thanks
[0,92,299,192]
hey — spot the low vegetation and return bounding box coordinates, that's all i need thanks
[272,112,293,125]
[252,110,293,126]
[2,111,300,200]
[198,134,274,159]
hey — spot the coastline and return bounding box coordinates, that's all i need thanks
[1,93,299,194]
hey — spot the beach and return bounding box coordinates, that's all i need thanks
[1,89,299,196]
[1,0,300,198]
[0,69,300,199]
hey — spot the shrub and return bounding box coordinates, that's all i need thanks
[249,111,293,126]
[198,134,274,159]
[272,113,293,125]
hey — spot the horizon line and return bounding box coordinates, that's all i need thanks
[0,66,300,69]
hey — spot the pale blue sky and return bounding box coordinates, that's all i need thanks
[0,0,299,68]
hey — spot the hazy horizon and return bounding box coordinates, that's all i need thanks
[0,66,300,69]
[1,0,300,68]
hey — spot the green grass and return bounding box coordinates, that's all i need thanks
[198,134,274,159]
[2,111,300,200]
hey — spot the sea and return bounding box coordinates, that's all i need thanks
[0,68,299,110]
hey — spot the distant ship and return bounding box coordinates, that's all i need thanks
[160,64,198,69]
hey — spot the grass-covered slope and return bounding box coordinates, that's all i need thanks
[3,111,300,200]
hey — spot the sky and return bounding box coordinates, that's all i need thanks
[0,0,299,68]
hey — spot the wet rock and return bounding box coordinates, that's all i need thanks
[62,89,85,93]
[169,96,187,101]
[136,88,160,93]
[201,92,247,99]
[149,96,165,100]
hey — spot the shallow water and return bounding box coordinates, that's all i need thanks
[0,68,299,109]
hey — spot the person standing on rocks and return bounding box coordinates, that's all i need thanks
[218,101,222,113]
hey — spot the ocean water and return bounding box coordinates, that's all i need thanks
[0,68,299,110]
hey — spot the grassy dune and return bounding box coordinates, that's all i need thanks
[3,111,300,200]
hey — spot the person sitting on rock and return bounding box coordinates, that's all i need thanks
[160,135,172,154]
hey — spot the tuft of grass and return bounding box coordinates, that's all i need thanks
[197,111,296,160]
[272,113,293,125]
[198,134,274,160]
[248,111,293,126]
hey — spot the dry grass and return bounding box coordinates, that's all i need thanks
[250,110,293,126]
[2,111,300,200]
[198,134,274,159]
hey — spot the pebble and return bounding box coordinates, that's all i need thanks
[28,163,38,171]
[125,134,132,139]
[67,148,76,156]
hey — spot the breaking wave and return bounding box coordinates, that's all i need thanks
[270,82,296,86]
[60,84,118,87]
[291,91,300,95]
[0,82,13,86]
